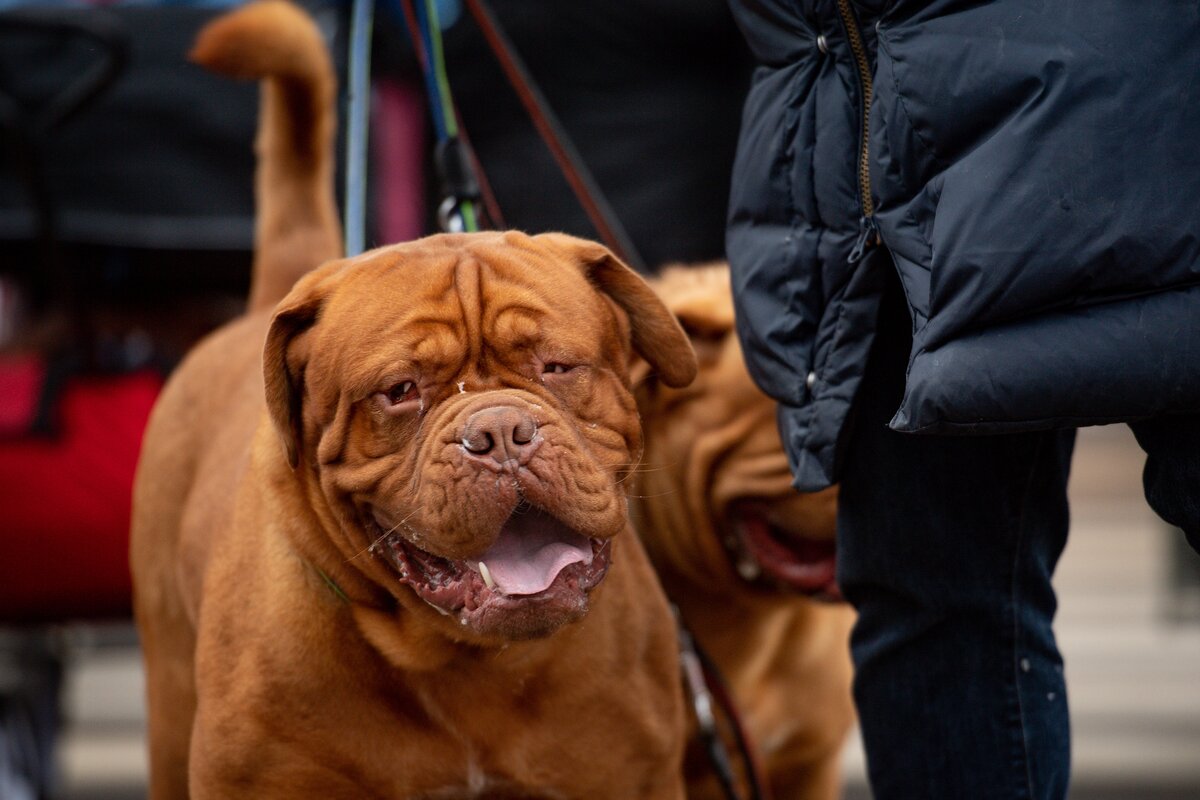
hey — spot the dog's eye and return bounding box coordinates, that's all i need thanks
[543,363,570,375]
[384,381,418,405]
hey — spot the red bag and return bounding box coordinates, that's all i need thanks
[0,355,161,623]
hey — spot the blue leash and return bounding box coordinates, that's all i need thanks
[345,0,481,255]
[343,0,374,256]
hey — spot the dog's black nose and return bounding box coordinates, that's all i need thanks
[460,406,539,466]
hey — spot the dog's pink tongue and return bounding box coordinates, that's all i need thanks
[479,510,593,596]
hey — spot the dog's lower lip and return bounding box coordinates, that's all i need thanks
[727,509,839,596]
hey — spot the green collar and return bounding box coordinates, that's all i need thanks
[310,561,350,605]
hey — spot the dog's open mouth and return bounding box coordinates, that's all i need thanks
[725,505,840,601]
[375,501,611,635]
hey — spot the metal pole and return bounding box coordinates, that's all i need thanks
[344,0,374,256]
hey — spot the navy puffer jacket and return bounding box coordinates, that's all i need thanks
[727,0,1200,492]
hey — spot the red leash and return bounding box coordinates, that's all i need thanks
[460,0,647,272]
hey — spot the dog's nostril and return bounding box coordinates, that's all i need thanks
[463,430,495,454]
[512,417,536,446]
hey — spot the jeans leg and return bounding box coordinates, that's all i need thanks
[1129,415,1200,553]
[836,280,1076,799]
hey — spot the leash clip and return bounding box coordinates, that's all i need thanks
[435,136,482,233]
[679,622,718,733]
[437,197,466,233]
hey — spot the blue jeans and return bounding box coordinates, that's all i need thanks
[836,276,1199,799]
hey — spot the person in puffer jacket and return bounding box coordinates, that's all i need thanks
[726,2,1200,798]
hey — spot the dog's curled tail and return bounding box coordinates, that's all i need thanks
[191,0,343,314]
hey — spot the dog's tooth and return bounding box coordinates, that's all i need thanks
[457,381,466,394]
[479,561,496,590]
[423,599,451,617]
[737,558,761,581]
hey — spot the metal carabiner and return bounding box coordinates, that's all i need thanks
[437,197,466,233]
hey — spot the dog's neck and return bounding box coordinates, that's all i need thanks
[351,598,589,676]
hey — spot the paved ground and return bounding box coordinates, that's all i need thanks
[40,426,1200,798]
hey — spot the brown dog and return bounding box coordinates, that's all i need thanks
[631,265,856,800]
[130,4,695,797]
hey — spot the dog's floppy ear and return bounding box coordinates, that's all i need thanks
[537,233,698,388]
[630,299,729,395]
[669,293,736,342]
[262,260,344,468]
[656,267,737,368]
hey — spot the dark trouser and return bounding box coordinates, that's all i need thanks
[836,274,1199,799]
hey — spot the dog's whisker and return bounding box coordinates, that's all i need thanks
[615,469,639,486]
[624,489,681,499]
[391,506,423,531]
[610,465,672,475]
[605,456,680,469]
[605,461,673,470]
[613,451,653,486]
[347,506,424,562]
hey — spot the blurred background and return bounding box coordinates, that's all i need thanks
[1,2,1197,799]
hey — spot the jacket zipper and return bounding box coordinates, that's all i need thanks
[836,0,879,263]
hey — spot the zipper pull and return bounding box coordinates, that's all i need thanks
[848,215,879,264]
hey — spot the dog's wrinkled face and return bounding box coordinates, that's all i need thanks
[264,233,695,639]
[635,266,840,600]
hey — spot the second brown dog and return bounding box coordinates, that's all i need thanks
[633,265,856,800]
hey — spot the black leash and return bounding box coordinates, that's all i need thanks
[676,608,771,800]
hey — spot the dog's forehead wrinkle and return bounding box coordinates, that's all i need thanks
[322,251,470,352]
[453,253,484,370]
[487,303,546,346]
